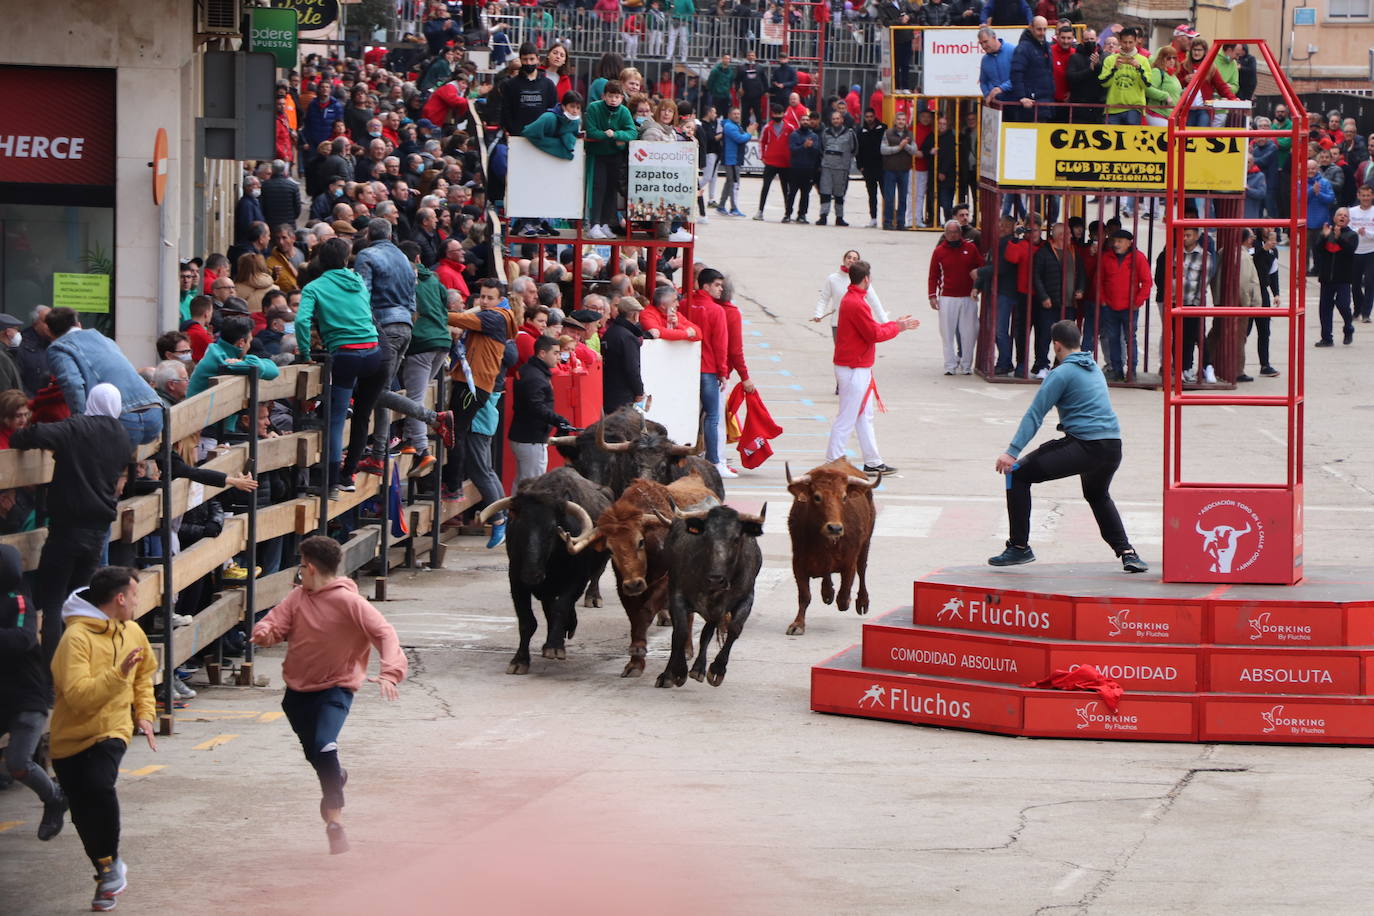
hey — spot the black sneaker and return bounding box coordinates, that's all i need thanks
[863,463,898,476]
[1345,328,1355,345]
[816,214,828,226]
[37,791,67,840]
[835,218,850,227]
[1120,550,1149,573]
[327,822,350,855]
[1236,373,1254,382]
[1316,339,1334,348]
[796,216,810,225]
[988,543,1035,567]
[1261,366,1280,377]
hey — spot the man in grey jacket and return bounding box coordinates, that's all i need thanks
[44,308,162,451]
[817,109,857,227]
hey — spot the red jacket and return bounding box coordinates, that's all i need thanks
[639,304,699,341]
[422,82,469,128]
[684,289,729,376]
[928,239,982,298]
[725,383,784,469]
[1005,238,1041,295]
[834,285,902,368]
[186,321,214,362]
[1098,247,1152,311]
[1050,43,1075,102]
[435,258,470,300]
[516,324,543,365]
[759,120,794,169]
[719,300,749,381]
[275,116,295,163]
[912,119,932,172]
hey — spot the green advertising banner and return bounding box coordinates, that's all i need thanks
[250,7,298,69]
[53,273,111,314]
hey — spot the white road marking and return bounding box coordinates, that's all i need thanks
[957,386,1024,401]
[874,505,942,538]
[1054,868,1090,894]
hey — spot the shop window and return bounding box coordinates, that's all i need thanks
[1330,0,1371,18]
[0,204,115,337]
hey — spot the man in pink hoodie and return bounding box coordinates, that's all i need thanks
[252,536,407,855]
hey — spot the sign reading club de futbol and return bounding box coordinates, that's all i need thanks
[0,66,115,187]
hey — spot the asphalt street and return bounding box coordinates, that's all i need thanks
[5,179,1374,914]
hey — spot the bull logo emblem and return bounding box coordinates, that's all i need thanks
[1261,705,1283,734]
[937,598,965,621]
[1107,609,1130,637]
[1075,702,1098,729]
[858,685,886,708]
[1196,520,1253,574]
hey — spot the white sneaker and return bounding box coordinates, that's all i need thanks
[698,214,709,224]
[668,228,694,242]
[715,462,740,479]
[172,678,196,699]
[586,224,606,239]
[1203,365,1217,384]
[1182,368,1197,383]
[867,218,878,228]
[171,613,193,628]
[1035,367,1049,380]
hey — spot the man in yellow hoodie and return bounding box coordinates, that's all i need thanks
[49,566,158,912]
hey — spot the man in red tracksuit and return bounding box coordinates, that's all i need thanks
[928,222,984,375]
[1097,229,1152,380]
[716,289,755,477]
[755,104,794,221]
[685,268,731,474]
[826,261,919,476]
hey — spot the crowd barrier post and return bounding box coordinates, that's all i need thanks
[430,374,446,569]
[317,353,333,537]
[239,366,260,688]
[158,402,176,736]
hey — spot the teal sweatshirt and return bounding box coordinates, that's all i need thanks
[296,268,380,353]
[523,109,581,160]
[1006,352,1121,457]
[583,99,637,157]
[188,337,281,397]
[409,265,452,354]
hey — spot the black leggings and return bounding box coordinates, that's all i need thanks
[785,167,815,217]
[52,738,125,867]
[758,165,788,210]
[441,386,490,491]
[590,154,621,227]
[35,525,106,662]
[1007,436,1130,555]
[864,172,881,219]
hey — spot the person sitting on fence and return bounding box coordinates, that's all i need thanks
[187,314,282,398]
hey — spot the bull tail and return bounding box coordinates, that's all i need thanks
[717,611,732,647]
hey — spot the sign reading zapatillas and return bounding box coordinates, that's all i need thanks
[998,123,1245,192]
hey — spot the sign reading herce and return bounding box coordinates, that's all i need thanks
[997,123,1246,192]
[0,66,115,187]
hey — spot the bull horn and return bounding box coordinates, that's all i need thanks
[642,511,673,526]
[596,421,633,453]
[785,462,812,487]
[848,472,882,489]
[666,438,695,457]
[673,505,712,520]
[559,501,598,553]
[1195,519,1207,536]
[693,424,704,455]
[547,435,578,447]
[737,502,768,527]
[478,497,514,525]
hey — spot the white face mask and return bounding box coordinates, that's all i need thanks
[175,352,192,364]
[250,188,261,198]
[4,330,18,348]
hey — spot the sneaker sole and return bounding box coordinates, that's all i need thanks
[988,555,1036,567]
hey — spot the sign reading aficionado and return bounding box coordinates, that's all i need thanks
[626,141,696,223]
[0,66,115,187]
[997,122,1246,192]
[920,27,1023,97]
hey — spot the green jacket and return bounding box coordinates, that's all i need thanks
[1144,68,1181,121]
[1098,52,1152,115]
[296,268,380,353]
[1214,55,1239,94]
[706,63,734,97]
[1273,117,1294,168]
[410,266,452,354]
[583,99,637,157]
[523,109,581,160]
[670,0,694,21]
[188,338,281,397]
[179,289,195,323]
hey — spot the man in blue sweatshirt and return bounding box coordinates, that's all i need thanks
[990,320,1148,572]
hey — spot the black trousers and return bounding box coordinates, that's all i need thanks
[36,525,107,662]
[52,738,125,867]
[758,165,788,211]
[863,171,881,219]
[590,154,621,227]
[441,385,490,491]
[1181,315,1209,371]
[785,167,815,218]
[1008,436,1130,555]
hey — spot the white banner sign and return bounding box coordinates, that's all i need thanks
[920,27,1023,97]
[640,339,701,447]
[505,136,586,220]
[627,141,696,223]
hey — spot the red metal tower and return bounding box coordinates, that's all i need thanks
[781,0,828,104]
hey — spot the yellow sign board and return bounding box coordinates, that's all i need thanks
[52,273,111,313]
[996,123,1246,193]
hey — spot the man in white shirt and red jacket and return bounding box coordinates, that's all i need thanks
[826,260,919,476]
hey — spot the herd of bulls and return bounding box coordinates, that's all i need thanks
[477,408,883,689]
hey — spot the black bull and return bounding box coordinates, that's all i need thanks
[480,467,612,675]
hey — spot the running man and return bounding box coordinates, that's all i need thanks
[826,260,919,476]
[251,535,407,854]
[990,320,1149,572]
[49,566,158,912]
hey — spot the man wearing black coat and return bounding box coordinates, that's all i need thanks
[857,109,888,229]
[1065,38,1106,124]
[510,336,572,483]
[1030,223,1085,374]
[260,159,302,229]
[14,307,53,396]
[768,54,798,111]
[734,51,769,128]
[602,299,646,414]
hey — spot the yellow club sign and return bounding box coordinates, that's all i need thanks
[995,123,1246,193]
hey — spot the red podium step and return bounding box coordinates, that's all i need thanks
[811,564,1374,746]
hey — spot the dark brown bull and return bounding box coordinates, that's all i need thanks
[563,473,720,675]
[784,459,882,635]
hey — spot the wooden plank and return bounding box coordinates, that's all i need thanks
[256,499,313,541]
[438,481,482,524]
[257,430,321,474]
[253,567,300,614]
[0,529,47,572]
[171,516,247,594]
[0,449,54,488]
[339,527,380,576]
[259,364,322,402]
[133,568,164,619]
[168,375,248,443]
[168,591,246,668]
[118,447,249,544]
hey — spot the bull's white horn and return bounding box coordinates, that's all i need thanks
[478,497,514,525]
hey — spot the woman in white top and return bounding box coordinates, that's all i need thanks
[810,249,890,339]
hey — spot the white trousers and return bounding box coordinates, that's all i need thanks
[938,295,978,372]
[914,171,930,227]
[666,24,690,61]
[827,366,881,467]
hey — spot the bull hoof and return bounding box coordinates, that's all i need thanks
[506,662,529,675]
[688,669,705,682]
[584,596,603,608]
[857,602,869,616]
[786,622,806,636]
[653,611,671,626]
[621,662,644,678]
[654,672,677,688]
[821,584,835,605]
[706,670,725,687]
[540,646,568,660]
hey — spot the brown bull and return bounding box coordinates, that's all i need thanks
[784,459,882,635]
[561,473,718,676]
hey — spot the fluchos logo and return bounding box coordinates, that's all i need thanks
[1106,608,1171,639]
[937,597,965,622]
[1074,701,1139,731]
[857,684,971,719]
[1248,611,1312,642]
[1260,704,1326,735]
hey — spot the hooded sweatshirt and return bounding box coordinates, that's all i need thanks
[10,405,129,530]
[49,587,156,760]
[296,268,381,353]
[1007,351,1121,457]
[0,543,50,714]
[251,576,407,692]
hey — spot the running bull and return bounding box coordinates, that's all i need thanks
[784,460,881,635]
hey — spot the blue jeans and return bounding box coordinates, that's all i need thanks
[1107,110,1141,126]
[327,346,387,473]
[881,170,908,229]
[699,373,721,464]
[282,686,355,810]
[119,407,163,453]
[1100,308,1138,376]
